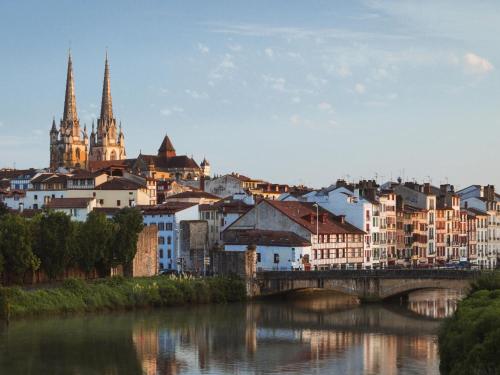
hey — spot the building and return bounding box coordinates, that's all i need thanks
[88,53,126,162]
[142,202,199,271]
[198,194,254,248]
[131,135,202,180]
[225,200,365,270]
[50,52,125,169]
[49,52,89,170]
[223,229,311,271]
[44,197,97,221]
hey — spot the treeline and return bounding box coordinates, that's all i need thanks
[0,202,144,284]
[439,272,500,375]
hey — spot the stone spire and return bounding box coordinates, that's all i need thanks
[100,51,113,121]
[63,50,78,122]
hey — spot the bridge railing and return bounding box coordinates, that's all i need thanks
[256,269,484,279]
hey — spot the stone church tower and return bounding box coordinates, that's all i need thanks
[49,52,89,170]
[88,53,126,161]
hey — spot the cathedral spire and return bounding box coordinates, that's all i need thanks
[63,50,78,122]
[100,51,113,120]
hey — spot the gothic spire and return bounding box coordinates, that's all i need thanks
[63,50,78,122]
[99,51,113,120]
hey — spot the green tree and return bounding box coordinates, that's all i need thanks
[77,211,116,276]
[112,208,143,275]
[0,214,40,283]
[0,202,8,217]
[32,211,76,280]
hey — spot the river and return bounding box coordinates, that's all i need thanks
[0,288,461,375]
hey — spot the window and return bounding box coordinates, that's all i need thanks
[167,249,171,258]
[274,254,279,263]
[159,263,164,270]
[159,249,164,258]
[167,236,172,244]
[34,195,38,200]
[99,199,104,205]
[166,223,173,230]
[158,236,165,245]
[117,200,121,207]
[158,222,165,231]
[257,253,261,263]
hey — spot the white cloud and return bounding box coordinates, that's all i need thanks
[464,53,493,74]
[160,106,184,117]
[262,75,287,91]
[318,102,333,111]
[198,43,210,54]
[290,114,301,126]
[209,54,236,80]
[292,96,301,103]
[264,48,274,58]
[306,73,328,88]
[228,44,242,52]
[354,83,366,94]
[185,89,209,99]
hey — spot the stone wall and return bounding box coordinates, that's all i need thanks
[131,225,158,277]
[180,220,208,274]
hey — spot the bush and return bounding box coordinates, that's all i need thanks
[439,272,500,375]
[0,276,246,320]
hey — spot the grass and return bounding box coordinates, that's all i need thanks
[0,276,246,319]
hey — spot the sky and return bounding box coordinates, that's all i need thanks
[0,0,499,189]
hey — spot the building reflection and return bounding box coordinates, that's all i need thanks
[126,289,460,375]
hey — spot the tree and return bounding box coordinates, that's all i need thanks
[77,211,116,277]
[112,208,144,275]
[0,214,40,283]
[32,211,76,280]
[0,202,9,217]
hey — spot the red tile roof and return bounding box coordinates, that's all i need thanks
[264,200,365,235]
[95,177,146,190]
[142,201,198,215]
[45,197,93,209]
[167,191,220,200]
[224,229,311,247]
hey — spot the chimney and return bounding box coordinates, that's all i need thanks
[19,202,24,213]
[423,183,431,194]
[339,215,345,224]
[464,201,468,209]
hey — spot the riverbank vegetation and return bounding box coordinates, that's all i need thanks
[0,205,143,284]
[0,275,246,319]
[439,272,500,375]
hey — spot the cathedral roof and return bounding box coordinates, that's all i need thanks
[63,51,78,123]
[158,135,176,154]
[137,154,200,171]
[100,52,114,121]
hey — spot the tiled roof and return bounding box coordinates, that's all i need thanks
[158,135,175,153]
[45,197,93,209]
[199,197,253,214]
[142,201,197,215]
[224,229,311,247]
[264,200,365,235]
[167,191,220,200]
[88,159,134,172]
[464,207,488,216]
[94,177,146,190]
[0,168,38,180]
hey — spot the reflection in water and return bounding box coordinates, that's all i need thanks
[406,289,463,319]
[0,289,461,375]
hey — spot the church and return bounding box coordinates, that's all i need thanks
[50,52,209,181]
[49,52,126,170]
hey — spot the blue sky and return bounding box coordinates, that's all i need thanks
[1,1,499,189]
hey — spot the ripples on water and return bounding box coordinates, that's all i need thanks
[0,289,462,375]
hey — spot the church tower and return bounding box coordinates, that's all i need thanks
[49,51,89,170]
[88,52,126,161]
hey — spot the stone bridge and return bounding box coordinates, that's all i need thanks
[253,269,480,301]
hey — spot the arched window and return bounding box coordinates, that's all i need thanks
[75,148,80,160]
[110,150,117,160]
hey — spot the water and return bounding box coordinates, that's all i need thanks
[0,289,461,375]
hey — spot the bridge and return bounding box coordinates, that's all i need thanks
[253,269,480,301]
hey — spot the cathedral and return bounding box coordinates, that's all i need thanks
[50,52,125,170]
